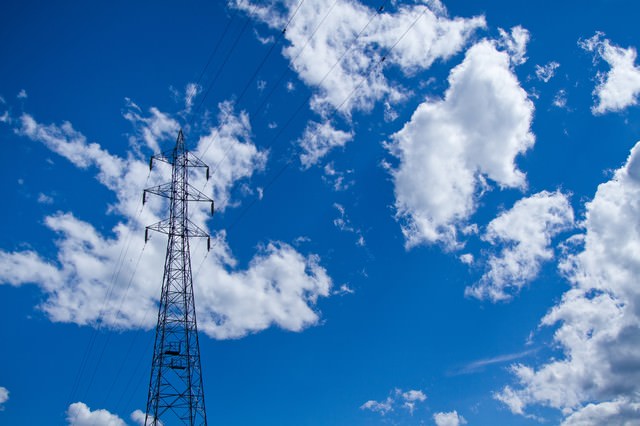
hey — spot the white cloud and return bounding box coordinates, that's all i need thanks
[580,32,640,114]
[383,101,399,122]
[184,82,201,113]
[360,397,394,415]
[298,120,353,169]
[360,388,427,416]
[235,0,485,115]
[130,410,145,425]
[498,26,530,66]
[0,386,8,410]
[17,89,27,99]
[322,162,353,191]
[495,142,640,421]
[0,107,332,340]
[196,238,332,339]
[66,402,126,426]
[19,114,126,176]
[465,191,574,302]
[37,193,54,204]
[401,389,427,414]
[388,39,535,249]
[561,399,640,426]
[554,89,568,109]
[459,253,474,265]
[455,349,537,375]
[333,203,365,246]
[434,410,467,426]
[195,101,268,211]
[130,409,163,426]
[333,283,354,295]
[535,61,560,83]
[123,99,180,153]
[254,29,275,45]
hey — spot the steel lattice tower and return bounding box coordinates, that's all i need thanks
[143,129,213,426]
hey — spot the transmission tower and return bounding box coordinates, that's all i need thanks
[143,129,213,425]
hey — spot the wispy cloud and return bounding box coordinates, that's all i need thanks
[451,349,537,375]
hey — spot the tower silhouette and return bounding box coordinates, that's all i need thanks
[143,129,213,425]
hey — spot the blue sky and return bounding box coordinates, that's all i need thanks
[2,0,640,425]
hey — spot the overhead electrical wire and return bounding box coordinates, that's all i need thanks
[89,0,428,414]
[223,1,429,233]
[81,2,306,410]
[194,0,385,224]
[196,0,310,160]
[200,0,341,184]
[67,172,151,405]
[185,7,240,116]
[71,5,254,408]
[82,243,147,405]
[210,0,390,227]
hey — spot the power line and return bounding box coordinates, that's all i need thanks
[223,1,428,232]
[185,7,240,116]
[194,0,385,217]
[69,3,244,407]
[189,15,254,126]
[67,173,150,405]
[84,244,147,407]
[196,0,309,161]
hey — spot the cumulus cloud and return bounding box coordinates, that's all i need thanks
[235,0,485,115]
[130,409,163,426]
[195,101,268,211]
[580,32,640,114]
[434,410,467,426]
[495,142,640,422]
[465,191,574,302]
[66,402,126,426]
[360,388,426,416]
[298,120,353,169]
[388,39,535,249]
[535,61,560,83]
[130,410,146,425]
[561,399,640,426]
[0,105,332,339]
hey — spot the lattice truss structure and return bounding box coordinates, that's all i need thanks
[143,130,213,426]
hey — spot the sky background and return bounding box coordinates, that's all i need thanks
[1,0,640,425]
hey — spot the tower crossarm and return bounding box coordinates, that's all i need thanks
[144,183,215,208]
[145,219,210,239]
[150,151,210,170]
